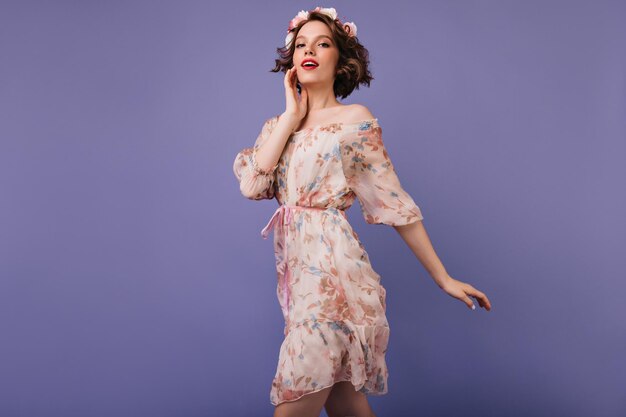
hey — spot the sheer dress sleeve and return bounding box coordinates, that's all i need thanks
[341,119,424,225]
[233,115,279,200]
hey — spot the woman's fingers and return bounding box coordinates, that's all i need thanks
[284,68,297,104]
[465,285,491,311]
[285,67,295,87]
[290,69,299,93]
[443,277,492,311]
[461,292,475,310]
[284,66,306,119]
[285,68,293,87]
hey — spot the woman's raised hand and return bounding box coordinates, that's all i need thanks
[284,66,308,123]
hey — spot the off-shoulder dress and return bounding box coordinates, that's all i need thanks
[233,115,424,406]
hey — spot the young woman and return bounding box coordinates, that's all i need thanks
[233,7,492,417]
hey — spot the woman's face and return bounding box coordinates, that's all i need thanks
[292,20,339,87]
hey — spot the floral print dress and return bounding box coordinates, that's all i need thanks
[233,114,424,406]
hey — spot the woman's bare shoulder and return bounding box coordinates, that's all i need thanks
[343,103,376,122]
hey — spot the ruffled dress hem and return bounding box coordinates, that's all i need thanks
[270,377,388,406]
[269,320,389,406]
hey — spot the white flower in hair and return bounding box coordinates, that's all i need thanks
[285,31,294,47]
[284,6,358,47]
[314,7,337,20]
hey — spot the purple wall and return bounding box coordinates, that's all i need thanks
[1,1,624,416]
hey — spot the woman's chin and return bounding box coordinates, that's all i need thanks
[299,78,331,86]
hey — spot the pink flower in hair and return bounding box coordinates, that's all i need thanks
[288,10,309,32]
[343,21,357,37]
[284,6,357,47]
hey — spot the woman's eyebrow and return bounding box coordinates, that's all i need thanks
[295,35,332,41]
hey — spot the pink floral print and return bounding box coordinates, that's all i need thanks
[233,115,424,406]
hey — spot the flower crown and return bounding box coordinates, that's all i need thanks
[285,7,357,47]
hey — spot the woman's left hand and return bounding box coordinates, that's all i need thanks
[440,275,492,311]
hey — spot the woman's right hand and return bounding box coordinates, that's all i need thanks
[284,66,308,123]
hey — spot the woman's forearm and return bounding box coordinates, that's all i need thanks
[255,112,299,172]
[393,220,451,288]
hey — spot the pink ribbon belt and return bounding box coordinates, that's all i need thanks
[260,204,346,328]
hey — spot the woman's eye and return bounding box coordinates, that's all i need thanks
[296,42,330,48]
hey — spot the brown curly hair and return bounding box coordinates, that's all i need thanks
[269,10,374,100]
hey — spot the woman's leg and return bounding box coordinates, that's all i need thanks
[273,385,334,417]
[324,381,376,417]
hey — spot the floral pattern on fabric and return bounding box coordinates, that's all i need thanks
[233,116,280,200]
[233,115,424,406]
[341,121,424,225]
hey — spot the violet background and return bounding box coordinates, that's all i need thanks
[1,1,624,416]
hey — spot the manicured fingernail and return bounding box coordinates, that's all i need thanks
[471,305,476,310]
